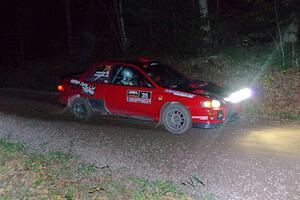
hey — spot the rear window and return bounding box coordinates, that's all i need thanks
[86,65,112,83]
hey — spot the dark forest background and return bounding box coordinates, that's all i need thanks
[0,0,299,66]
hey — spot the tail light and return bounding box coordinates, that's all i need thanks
[57,85,64,92]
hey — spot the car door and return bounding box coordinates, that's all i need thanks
[104,64,159,119]
[81,64,112,112]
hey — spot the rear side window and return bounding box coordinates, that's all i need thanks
[86,65,112,83]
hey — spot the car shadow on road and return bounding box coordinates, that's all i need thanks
[0,92,170,134]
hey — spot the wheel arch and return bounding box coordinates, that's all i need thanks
[68,95,94,122]
[67,94,96,112]
[67,94,81,107]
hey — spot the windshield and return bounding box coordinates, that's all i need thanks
[144,64,189,88]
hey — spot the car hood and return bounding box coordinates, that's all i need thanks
[175,81,229,99]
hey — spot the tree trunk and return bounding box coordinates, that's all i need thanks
[105,1,122,55]
[19,39,25,66]
[114,0,128,53]
[274,0,285,67]
[216,0,220,15]
[198,0,211,44]
[198,0,210,32]
[65,0,73,56]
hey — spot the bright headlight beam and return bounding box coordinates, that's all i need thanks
[225,88,252,103]
[240,88,252,99]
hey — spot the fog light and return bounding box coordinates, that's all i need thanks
[217,111,224,120]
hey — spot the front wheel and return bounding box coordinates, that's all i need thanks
[69,97,93,122]
[162,103,192,134]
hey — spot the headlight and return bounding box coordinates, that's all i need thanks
[212,99,221,107]
[201,99,221,108]
[224,88,252,103]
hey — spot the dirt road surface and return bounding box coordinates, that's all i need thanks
[0,89,299,199]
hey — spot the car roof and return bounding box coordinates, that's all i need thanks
[99,57,160,72]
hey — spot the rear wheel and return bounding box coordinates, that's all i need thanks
[70,97,93,122]
[162,103,192,134]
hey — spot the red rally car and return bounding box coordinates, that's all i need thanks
[57,58,252,134]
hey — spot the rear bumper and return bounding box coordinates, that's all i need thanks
[58,93,68,105]
[193,112,240,129]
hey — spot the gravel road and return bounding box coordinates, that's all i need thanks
[0,90,299,199]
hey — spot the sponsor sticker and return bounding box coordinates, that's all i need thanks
[192,116,209,120]
[127,90,139,98]
[164,89,194,98]
[94,71,109,79]
[126,90,152,104]
[70,79,96,96]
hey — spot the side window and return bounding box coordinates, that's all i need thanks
[111,65,153,88]
[86,65,112,83]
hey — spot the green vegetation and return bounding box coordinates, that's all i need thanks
[0,138,189,200]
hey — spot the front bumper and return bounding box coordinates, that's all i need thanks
[193,111,240,129]
[193,122,223,128]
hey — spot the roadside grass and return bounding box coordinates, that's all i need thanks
[0,138,190,200]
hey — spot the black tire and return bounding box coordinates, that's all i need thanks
[69,97,93,122]
[162,103,192,134]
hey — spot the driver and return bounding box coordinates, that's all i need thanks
[120,68,137,86]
